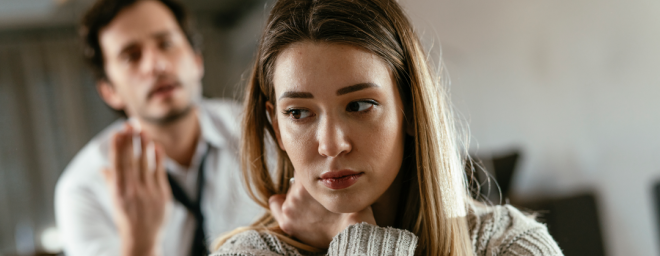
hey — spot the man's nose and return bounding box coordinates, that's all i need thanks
[317,116,352,158]
[140,47,171,76]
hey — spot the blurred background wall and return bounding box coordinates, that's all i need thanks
[0,0,658,255]
[399,0,660,255]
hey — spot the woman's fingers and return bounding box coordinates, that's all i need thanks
[269,194,292,234]
[269,194,286,219]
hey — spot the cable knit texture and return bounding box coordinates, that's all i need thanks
[211,203,563,256]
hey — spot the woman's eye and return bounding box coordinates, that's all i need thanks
[346,101,376,112]
[284,109,312,120]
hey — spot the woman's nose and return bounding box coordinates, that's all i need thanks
[317,116,352,157]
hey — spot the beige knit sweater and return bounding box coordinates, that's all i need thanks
[211,204,563,256]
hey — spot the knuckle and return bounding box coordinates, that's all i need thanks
[280,222,294,235]
[281,204,294,216]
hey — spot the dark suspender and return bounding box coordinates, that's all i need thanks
[167,145,210,256]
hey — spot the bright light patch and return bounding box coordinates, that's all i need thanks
[40,227,62,253]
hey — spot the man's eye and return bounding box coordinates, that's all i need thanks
[160,40,173,49]
[284,109,312,120]
[346,101,376,112]
[123,51,141,63]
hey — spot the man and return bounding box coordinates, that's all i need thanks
[54,0,262,255]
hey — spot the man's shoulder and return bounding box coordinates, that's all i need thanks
[201,98,242,120]
[199,98,243,142]
[56,119,126,192]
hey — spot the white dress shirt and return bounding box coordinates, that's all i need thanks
[55,99,264,256]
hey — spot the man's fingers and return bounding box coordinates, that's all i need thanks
[101,167,114,187]
[143,140,157,190]
[110,132,127,196]
[153,144,170,197]
[125,129,141,187]
[101,167,124,196]
[138,132,150,186]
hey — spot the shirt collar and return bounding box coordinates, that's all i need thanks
[197,103,226,149]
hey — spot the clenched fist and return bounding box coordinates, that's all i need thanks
[268,176,376,249]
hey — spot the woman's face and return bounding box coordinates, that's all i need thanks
[270,42,407,213]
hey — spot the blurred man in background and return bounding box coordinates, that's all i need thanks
[54,0,262,255]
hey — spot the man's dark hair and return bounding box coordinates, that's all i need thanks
[80,0,201,81]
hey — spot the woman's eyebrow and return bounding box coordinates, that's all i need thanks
[279,91,314,99]
[337,82,380,96]
[278,83,379,99]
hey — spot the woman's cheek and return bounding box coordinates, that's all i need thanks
[371,113,405,174]
[282,123,316,176]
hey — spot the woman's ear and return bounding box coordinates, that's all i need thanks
[266,101,286,151]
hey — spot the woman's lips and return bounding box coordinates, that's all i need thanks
[319,170,363,190]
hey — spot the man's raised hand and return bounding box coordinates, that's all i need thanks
[102,125,171,256]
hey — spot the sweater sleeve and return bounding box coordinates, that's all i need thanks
[211,230,297,256]
[328,223,418,256]
[500,227,564,256]
[469,204,564,256]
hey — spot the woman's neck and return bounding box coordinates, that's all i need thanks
[371,170,404,227]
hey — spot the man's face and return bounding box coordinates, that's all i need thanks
[98,0,203,124]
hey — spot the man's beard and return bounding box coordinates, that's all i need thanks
[140,103,195,126]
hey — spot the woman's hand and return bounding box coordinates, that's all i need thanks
[269,177,376,249]
[102,125,172,256]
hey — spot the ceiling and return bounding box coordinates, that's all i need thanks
[0,0,261,30]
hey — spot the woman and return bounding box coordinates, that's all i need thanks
[213,0,562,255]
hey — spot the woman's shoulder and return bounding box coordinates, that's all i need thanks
[467,202,564,256]
[211,229,321,256]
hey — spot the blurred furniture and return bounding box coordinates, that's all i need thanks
[520,193,606,256]
[654,181,660,252]
[5,253,61,256]
[466,151,520,204]
[466,151,607,255]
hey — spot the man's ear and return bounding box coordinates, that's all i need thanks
[266,101,286,152]
[195,53,204,77]
[97,80,125,111]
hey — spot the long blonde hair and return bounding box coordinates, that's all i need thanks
[216,0,474,255]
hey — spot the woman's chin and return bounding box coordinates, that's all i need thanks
[325,204,365,213]
[320,197,371,214]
